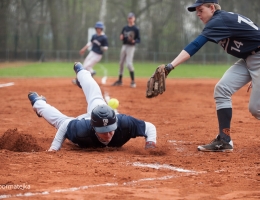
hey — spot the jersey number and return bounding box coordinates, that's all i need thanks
[231,41,243,52]
[237,16,258,30]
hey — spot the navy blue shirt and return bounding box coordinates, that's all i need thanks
[121,25,140,45]
[201,10,260,59]
[91,34,108,55]
[65,114,146,148]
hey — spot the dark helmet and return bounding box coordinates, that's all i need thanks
[95,21,104,29]
[91,104,117,133]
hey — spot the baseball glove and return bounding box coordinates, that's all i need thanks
[127,31,134,43]
[146,64,166,98]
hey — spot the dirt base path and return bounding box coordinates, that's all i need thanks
[0,77,259,199]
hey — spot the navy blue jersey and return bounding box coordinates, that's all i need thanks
[201,10,260,59]
[65,114,146,148]
[91,34,108,55]
[121,25,140,45]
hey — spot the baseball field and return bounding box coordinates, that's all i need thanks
[0,62,259,199]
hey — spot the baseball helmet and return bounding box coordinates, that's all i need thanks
[95,21,104,29]
[91,104,117,133]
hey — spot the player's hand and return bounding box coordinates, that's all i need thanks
[145,141,156,149]
[79,49,85,56]
[47,147,57,152]
[165,63,174,77]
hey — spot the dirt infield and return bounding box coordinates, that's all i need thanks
[0,77,259,199]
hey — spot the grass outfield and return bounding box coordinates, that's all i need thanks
[0,62,230,78]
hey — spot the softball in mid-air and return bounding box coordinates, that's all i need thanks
[108,98,119,109]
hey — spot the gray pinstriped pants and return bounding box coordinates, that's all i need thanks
[118,45,135,75]
[214,51,260,119]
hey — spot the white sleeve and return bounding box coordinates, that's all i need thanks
[49,119,71,150]
[50,129,66,151]
[101,46,108,51]
[144,122,156,143]
[86,41,92,47]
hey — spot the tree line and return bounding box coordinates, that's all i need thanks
[0,0,260,58]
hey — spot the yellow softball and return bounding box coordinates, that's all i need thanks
[108,98,119,109]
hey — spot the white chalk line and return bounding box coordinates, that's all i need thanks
[0,163,200,199]
[132,162,198,173]
[0,82,14,88]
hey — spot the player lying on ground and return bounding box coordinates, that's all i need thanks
[72,21,108,85]
[147,0,260,152]
[28,62,156,151]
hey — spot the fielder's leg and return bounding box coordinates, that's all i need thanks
[112,45,127,86]
[83,51,102,75]
[198,59,251,152]
[125,45,136,87]
[245,52,260,119]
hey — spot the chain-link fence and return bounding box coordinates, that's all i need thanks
[0,47,238,65]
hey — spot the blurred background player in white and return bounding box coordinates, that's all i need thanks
[72,21,108,85]
[112,12,140,88]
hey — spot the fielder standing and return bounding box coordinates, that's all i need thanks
[72,21,108,85]
[29,62,156,151]
[149,0,260,152]
[112,12,140,88]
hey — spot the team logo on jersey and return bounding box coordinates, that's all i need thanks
[103,119,109,126]
[93,39,101,46]
[219,38,230,51]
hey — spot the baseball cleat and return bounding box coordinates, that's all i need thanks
[73,62,84,74]
[28,92,46,117]
[130,81,136,88]
[198,135,233,152]
[112,80,122,86]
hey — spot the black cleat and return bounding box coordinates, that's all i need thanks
[198,135,233,152]
[112,80,122,86]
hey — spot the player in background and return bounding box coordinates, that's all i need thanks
[155,0,260,152]
[72,21,108,85]
[29,62,156,151]
[112,12,140,88]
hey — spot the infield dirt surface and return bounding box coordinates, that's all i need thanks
[0,77,259,199]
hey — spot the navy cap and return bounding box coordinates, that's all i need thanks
[187,0,219,12]
[128,12,135,18]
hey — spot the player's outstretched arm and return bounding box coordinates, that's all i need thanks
[144,122,157,149]
[48,128,67,151]
[79,42,92,55]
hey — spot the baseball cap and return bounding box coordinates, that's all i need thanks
[128,12,135,18]
[187,0,219,12]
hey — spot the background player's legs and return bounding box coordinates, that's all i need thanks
[125,45,136,87]
[76,70,106,119]
[33,100,73,129]
[119,45,127,75]
[83,51,102,74]
[112,45,127,86]
[214,59,251,142]
[246,52,260,119]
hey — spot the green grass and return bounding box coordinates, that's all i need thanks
[0,62,230,78]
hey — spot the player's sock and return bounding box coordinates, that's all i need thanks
[217,108,232,142]
[119,75,122,82]
[130,71,134,82]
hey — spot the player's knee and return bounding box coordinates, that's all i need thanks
[248,104,260,120]
[214,82,232,99]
